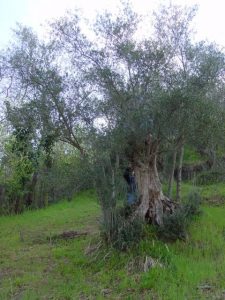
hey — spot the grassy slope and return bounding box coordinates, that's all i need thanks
[164,180,225,204]
[183,146,204,165]
[1,189,225,299]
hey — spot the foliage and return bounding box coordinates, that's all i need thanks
[0,134,36,213]
[183,190,202,218]
[157,190,202,241]
[183,146,204,165]
[1,3,225,163]
[0,136,93,214]
[0,99,59,213]
[157,208,188,241]
[42,143,94,203]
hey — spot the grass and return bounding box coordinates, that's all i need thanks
[1,188,225,299]
[183,146,205,165]
[164,181,225,205]
[200,182,225,203]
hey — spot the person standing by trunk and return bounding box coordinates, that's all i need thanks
[124,167,137,205]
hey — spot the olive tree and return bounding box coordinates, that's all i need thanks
[51,4,225,225]
[1,3,225,225]
[0,26,91,156]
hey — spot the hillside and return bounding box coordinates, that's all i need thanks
[1,188,225,299]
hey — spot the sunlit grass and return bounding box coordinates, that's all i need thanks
[183,146,205,165]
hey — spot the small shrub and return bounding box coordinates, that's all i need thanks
[113,216,144,251]
[183,190,202,218]
[100,206,144,251]
[157,190,202,241]
[156,208,188,241]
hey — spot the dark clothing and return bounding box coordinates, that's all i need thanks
[123,168,132,185]
[124,168,137,205]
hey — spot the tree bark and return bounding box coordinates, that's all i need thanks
[168,148,177,198]
[176,144,184,202]
[130,135,175,226]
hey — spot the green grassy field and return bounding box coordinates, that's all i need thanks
[1,188,225,299]
[183,146,205,165]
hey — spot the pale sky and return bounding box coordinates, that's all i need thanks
[0,0,225,49]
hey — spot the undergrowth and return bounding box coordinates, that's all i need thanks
[157,190,202,241]
[100,205,144,251]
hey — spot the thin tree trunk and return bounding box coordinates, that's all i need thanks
[110,153,120,208]
[176,144,184,202]
[14,196,23,214]
[209,148,216,169]
[111,169,116,208]
[116,153,120,169]
[168,148,177,198]
[25,172,38,207]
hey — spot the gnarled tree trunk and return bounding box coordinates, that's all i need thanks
[129,135,175,226]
